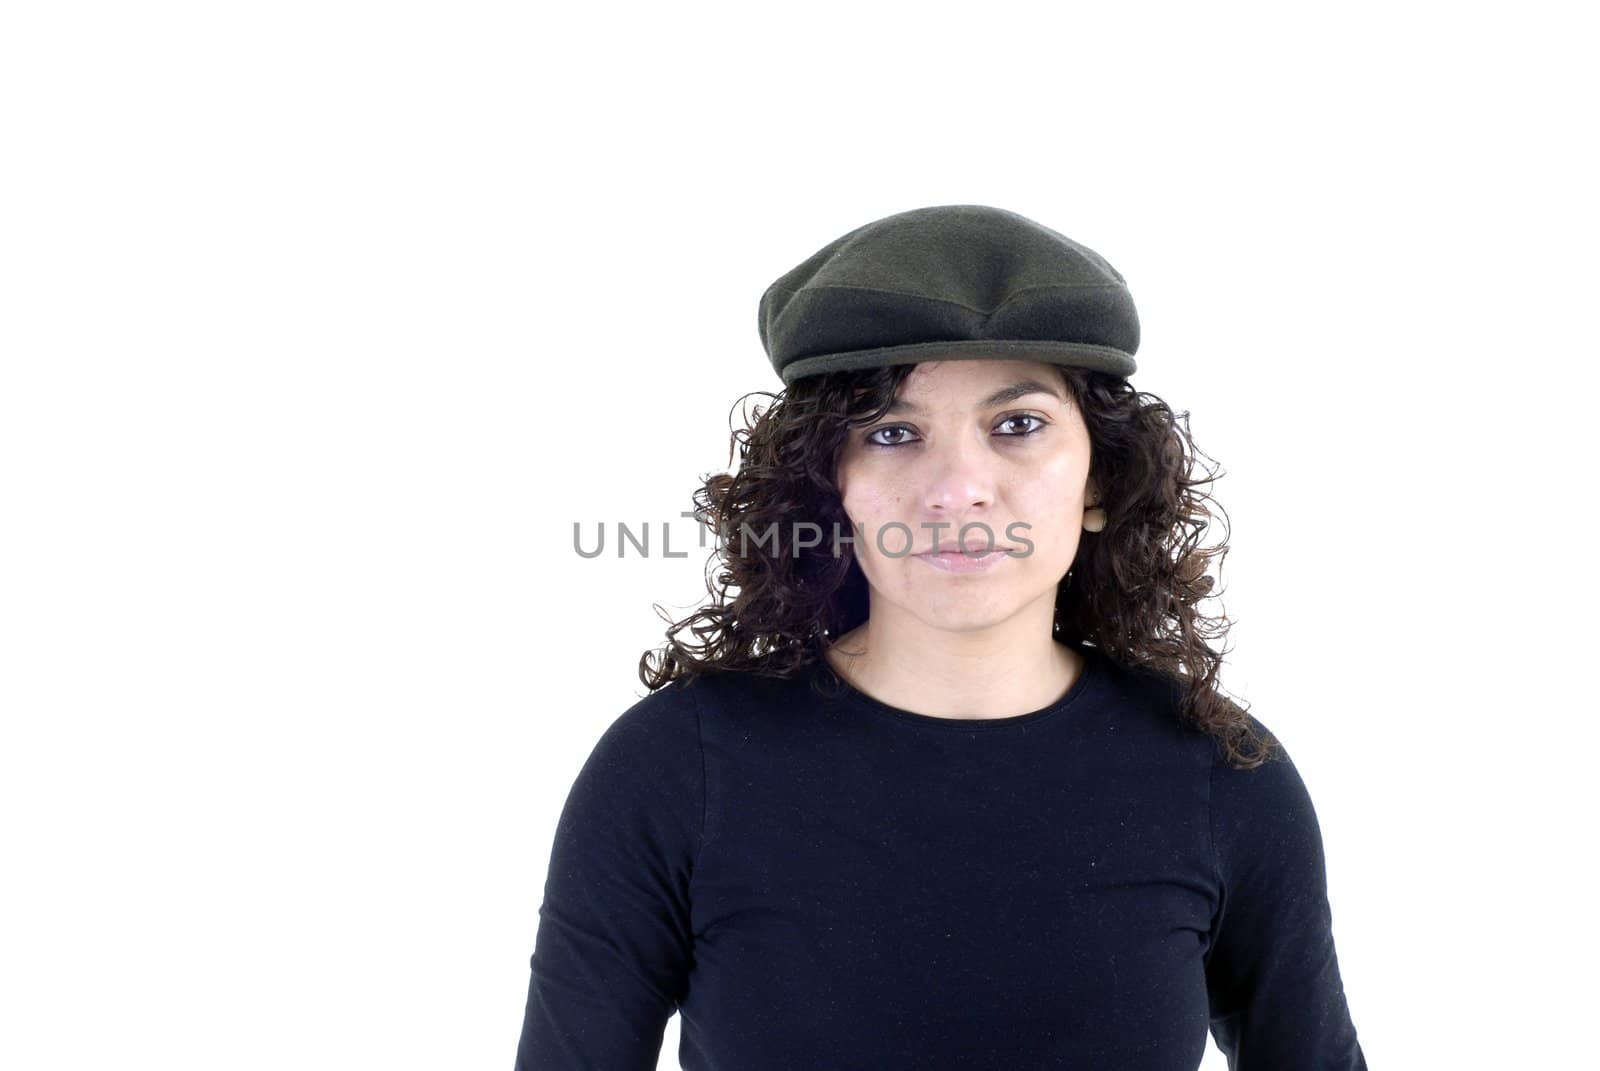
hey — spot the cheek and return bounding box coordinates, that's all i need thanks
[1035,447,1084,489]
[841,482,914,564]
[1008,468,1085,554]
[842,475,899,524]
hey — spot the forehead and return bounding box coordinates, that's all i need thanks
[887,359,1069,414]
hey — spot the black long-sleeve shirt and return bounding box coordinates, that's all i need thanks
[513,642,1367,1069]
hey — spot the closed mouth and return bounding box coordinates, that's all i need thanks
[918,545,1016,556]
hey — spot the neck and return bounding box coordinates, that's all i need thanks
[823,597,1084,720]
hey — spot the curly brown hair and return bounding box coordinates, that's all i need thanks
[638,362,1275,770]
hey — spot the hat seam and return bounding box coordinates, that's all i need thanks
[768,281,1129,319]
[779,340,1137,385]
[786,339,1135,360]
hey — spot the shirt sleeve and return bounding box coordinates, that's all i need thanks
[513,683,704,1071]
[1205,721,1368,1070]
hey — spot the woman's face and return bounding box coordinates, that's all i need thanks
[833,358,1095,636]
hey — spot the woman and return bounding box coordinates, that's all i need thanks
[514,205,1368,1069]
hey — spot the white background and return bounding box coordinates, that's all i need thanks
[3,2,1595,1068]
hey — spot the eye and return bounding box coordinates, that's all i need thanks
[996,413,1048,436]
[865,415,1050,448]
[865,424,918,447]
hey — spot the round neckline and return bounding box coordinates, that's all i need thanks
[817,642,1102,732]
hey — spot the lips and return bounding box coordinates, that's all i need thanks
[913,545,1014,573]
[918,542,1016,556]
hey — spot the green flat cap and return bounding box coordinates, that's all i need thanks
[759,203,1140,386]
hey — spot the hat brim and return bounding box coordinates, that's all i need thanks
[778,339,1136,386]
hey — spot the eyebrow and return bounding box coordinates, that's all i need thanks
[883,377,1065,416]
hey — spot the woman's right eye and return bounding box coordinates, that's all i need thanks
[866,425,917,447]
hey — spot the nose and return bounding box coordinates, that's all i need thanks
[921,431,997,515]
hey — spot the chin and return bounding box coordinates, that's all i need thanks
[914,602,1022,633]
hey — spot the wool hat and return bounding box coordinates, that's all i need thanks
[759,204,1140,386]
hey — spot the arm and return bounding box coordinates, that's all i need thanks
[514,684,704,1071]
[1205,723,1368,1070]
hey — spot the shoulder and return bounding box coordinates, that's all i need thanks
[565,680,706,814]
[592,667,807,758]
[1207,715,1330,881]
[1087,651,1216,754]
[553,681,707,851]
[666,664,820,728]
[1207,713,1310,811]
[1094,653,1190,717]
[587,677,705,769]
